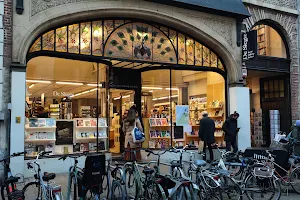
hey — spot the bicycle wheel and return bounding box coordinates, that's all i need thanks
[1,185,24,200]
[22,181,41,200]
[196,174,221,200]
[144,180,163,200]
[290,166,300,194]
[225,158,243,177]
[125,168,138,199]
[111,181,126,200]
[102,174,110,199]
[219,174,243,200]
[245,175,281,200]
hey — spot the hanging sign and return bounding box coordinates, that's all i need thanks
[242,30,257,61]
[109,67,141,89]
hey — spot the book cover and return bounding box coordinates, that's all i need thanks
[98,118,107,127]
[90,119,97,127]
[89,143,97,151]
[99,141,105,150]
[80,143,89,152]
[161,118,168,126]
[77,119,84,127]
[29,118,38,127]
[149,141,155,148]
[36,145,45,153]
[38,132,47,139]
[73,144,80,152]
[155,119,162,126]
[46,118,56,127]
[149,118,156,126]
[38,119,46,127]
[84,120,91,127]
[45,144,54,153]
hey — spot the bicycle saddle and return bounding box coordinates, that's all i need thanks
[142,168,154,175]
[170,160,181,168]
[42,173,56,182]
[4,176,20,184]
[194,159,207,167]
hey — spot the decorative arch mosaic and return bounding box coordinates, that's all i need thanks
[29,20,224,71]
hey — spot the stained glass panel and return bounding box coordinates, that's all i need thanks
[178,33,186,64]
[160,26,169,37]
[104,23,133,59]
[68,24,79,54]
[169,30,177,52]
[104,20,114,43]
[211,52,217,68]
[114,20,124,28]
[152,26,176,63]
[42,30,54,51]
[80,22,91,55]
[55,26,67,52]
[132,23,153,61]
[195,42,202,66]
[186,37,194,65]
[218,59,224,70]
[92,21,103,56]
[203,46,210,67]
[29,37,41,52]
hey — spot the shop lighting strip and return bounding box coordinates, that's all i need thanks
[26,80,51,84]
[56,81,84,86]
[165,88,179,91]
[29,84,35,89]
[71,88,99,97]
[87,83,103,87]
[142,87,163,90]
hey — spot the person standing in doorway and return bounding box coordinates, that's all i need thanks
[123,107,143,161]
[199,111,215,162]
[223,111,240,153]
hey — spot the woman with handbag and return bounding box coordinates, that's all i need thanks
[123,107,143,161]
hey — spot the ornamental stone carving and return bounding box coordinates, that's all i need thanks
[256,0,297,10]
[30,0,98,16]
[184,14,233,46]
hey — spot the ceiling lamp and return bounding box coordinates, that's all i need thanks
[29,84,35,89]
[26,80,51,84]
[165,88,179,91]
[56,81,84,86]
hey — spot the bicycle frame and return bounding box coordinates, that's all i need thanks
[29,152,62,200]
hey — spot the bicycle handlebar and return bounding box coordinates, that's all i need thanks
[0,151,27,162]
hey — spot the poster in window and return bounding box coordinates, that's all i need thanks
[176,105,189,125]
[174,126,184,139]
[56,120,74,145]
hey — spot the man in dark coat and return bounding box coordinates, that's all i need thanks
[222,111,240,153]
[199,111,215,162]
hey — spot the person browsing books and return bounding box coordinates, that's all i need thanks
[199,111,215,162]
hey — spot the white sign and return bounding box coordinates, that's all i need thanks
[53,91,74,97]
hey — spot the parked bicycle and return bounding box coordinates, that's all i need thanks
[0,151,26,200]
[23,151,63,200]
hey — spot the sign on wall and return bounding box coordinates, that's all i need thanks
[242,30,257,61]
[109,67,141,90]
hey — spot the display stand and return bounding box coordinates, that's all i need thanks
[148,118,171,149]
[74,118,108,151]
[25,118,56,156]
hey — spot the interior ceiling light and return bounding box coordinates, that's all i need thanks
[56,81,84,85]
[122,95,130,99]
[152,95,179,101]
[71,88,98,97]
[26,80,51,84]
[142,87,163,90]
[165,88,179,91]
[114,97,121,100]
[29,84,35,89]
[87,83,103,87]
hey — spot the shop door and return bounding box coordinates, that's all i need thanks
[260,75,291,147]
[110,89,136,153]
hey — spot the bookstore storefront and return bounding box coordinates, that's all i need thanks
[11,17,250,177]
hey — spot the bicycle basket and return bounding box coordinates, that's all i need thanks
[253,167,273,178]
[83,154,106,186]
[7,190,24,200]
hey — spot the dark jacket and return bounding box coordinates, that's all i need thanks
[222,116,238,142]
[199,117,215,144]
[290,125,300,155]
